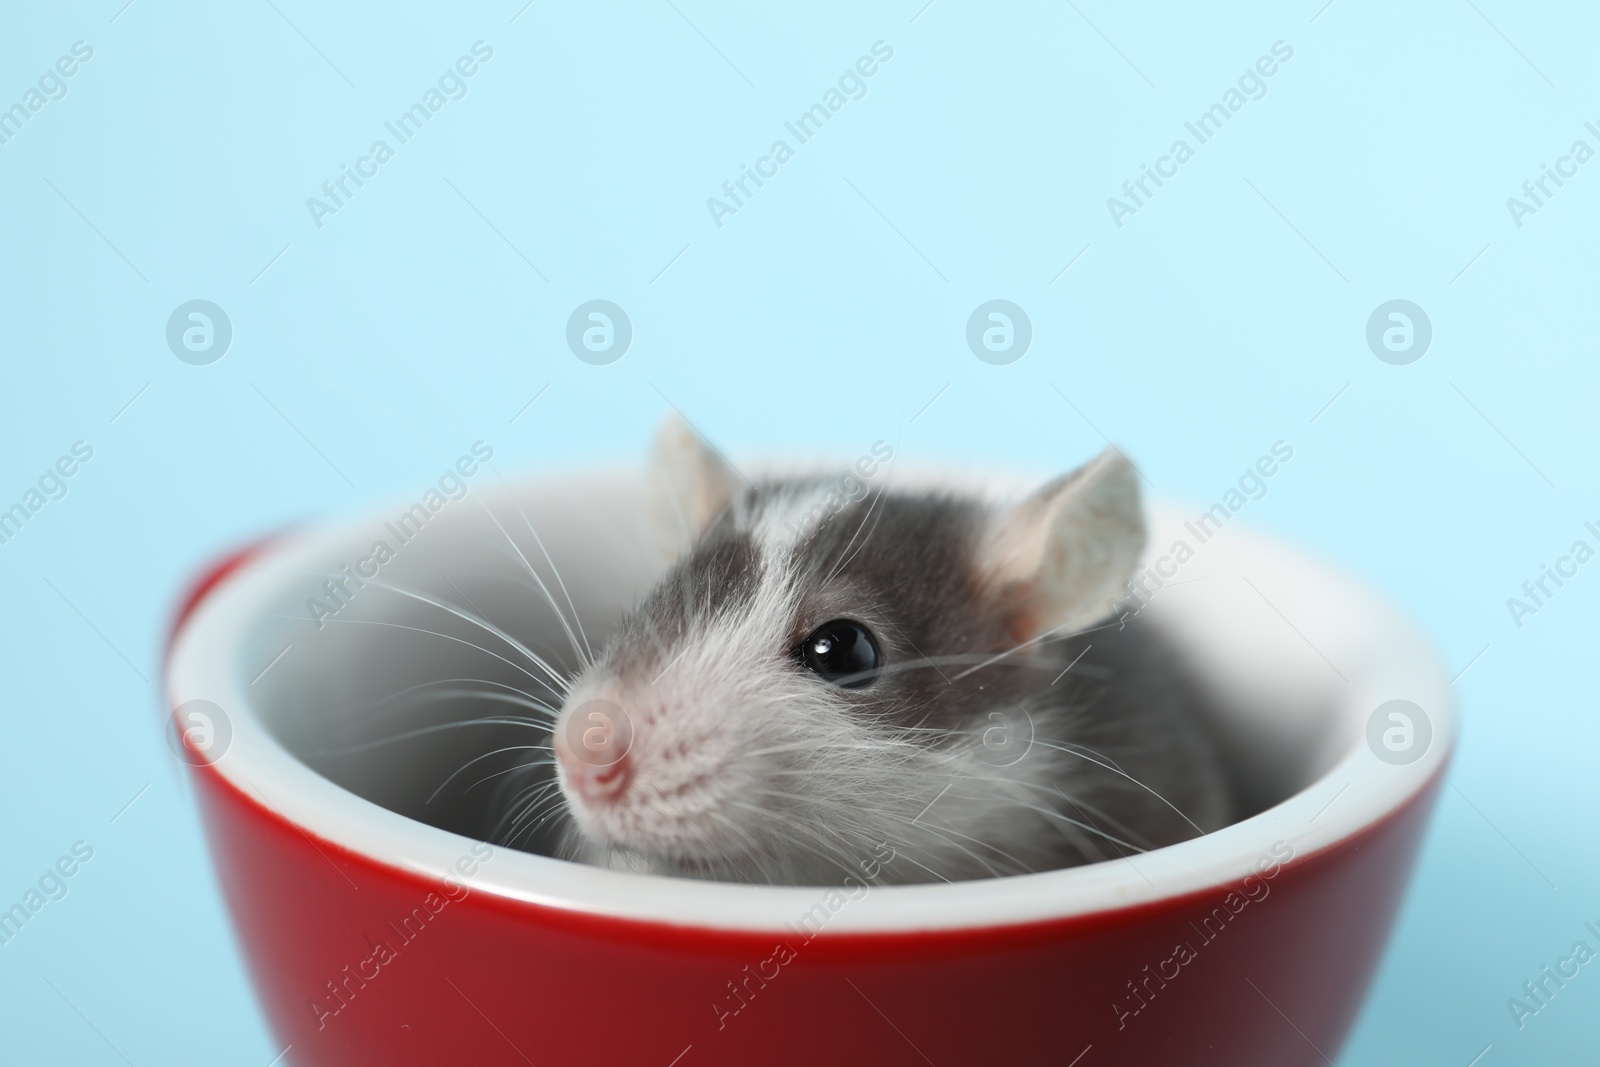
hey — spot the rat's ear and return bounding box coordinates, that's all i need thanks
[647,414,744,557]
[982,447,1146,638]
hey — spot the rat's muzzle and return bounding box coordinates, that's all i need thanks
[554,696,635,804]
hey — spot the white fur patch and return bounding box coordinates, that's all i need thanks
[749,483,830,555]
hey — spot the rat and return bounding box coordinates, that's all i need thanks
[481,417,1233,886]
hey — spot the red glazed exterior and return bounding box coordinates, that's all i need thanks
[192,759,1439,1067]
[174,546,1445,1066]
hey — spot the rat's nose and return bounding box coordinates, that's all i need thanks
[558,744,633,803]
[554,698,635,803]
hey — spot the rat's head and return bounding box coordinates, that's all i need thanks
[549,418,1147,884]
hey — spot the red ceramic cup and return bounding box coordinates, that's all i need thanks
[166,472,1453,1067]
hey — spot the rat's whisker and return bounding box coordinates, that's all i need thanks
[1053,789,1159,855]
[380,687,560,720]
[945,775,1152,856]
[1024,738,1206,838]
[702,809,767,865]
[822,453,898,585]
[494,490,596,667]
[644,782,759,886]
[876,846,954,884]
[316,615,566,693]
[949,615,1142,682]
[466,755,557,794]
[319,715,552,757]
[727,799,882,882]
[363,676,564,716]
[350,576,574,693]
[496,779,568,836]
[359,685,561,727]
[741,737,923,761]
[469,495,595,671]
[429,744,552,805]
[489,777,564,835]
[873,812,1015,878]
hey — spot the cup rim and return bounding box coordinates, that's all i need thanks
[165,468,1455,936]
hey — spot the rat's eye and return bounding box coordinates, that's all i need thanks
[796,619,882,688]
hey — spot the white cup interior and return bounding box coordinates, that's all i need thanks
[167,466,1454,932]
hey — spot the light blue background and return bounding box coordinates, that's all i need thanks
[1,1,1595,1063]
